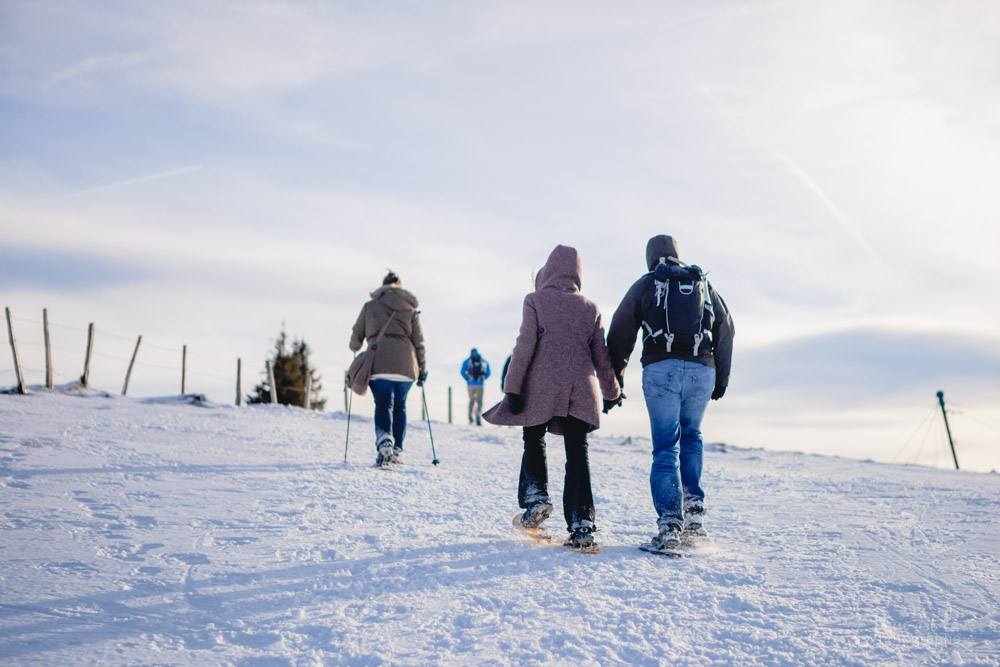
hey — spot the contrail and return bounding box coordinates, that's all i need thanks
[49,165,204,202]
[666,71,889,272]
[754,141,888,271]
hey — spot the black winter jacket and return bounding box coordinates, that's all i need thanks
[607,235,734,388]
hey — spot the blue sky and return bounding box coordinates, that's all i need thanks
[2,1,999,470]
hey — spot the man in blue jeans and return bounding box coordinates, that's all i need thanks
[608,235,734,551]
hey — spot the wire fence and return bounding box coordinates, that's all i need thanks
[4,308,254,405]
[2,307,462,421]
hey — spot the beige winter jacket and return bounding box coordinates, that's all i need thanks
[483,245,621,434]
[349,286,426,381]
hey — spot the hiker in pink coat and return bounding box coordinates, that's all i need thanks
[483,245,622,549]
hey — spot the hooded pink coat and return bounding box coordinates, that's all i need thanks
[483,245,621,434]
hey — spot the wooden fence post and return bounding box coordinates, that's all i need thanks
[181,345,187,395]
[267,360,278,404]
[5,307,27,394]
[122,335,142,396]
[80,323,94,387]
[236,358,242,406]
[304,374,312,409]
[448,386,453,424]
[43,308,53,389]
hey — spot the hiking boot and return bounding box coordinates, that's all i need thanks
[651,523,683,551]
[517,502,554,528]
[389,448,403,465]
[568,526,595,549]
[684,504,707,536]
[375,435,394,466]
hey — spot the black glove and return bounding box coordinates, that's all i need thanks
[603,394,624,414]
[417,370,428,386]
[506,393,524,415]
[711,384,726,401]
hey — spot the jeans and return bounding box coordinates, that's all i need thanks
[642,358,715,528]
[369,379,413,451]
[518,417,595,531]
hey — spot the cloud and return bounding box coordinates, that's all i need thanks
[0,245,157,291]
[737,327,1000,406]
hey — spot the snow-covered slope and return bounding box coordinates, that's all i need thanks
[1,390,998,666]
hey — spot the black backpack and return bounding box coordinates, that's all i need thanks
[640,261,715,356]
[469,357,485,382]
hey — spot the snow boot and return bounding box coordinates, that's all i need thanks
[516,502,554,528]
[568,526,595,549]
[375,435,395,467]
[389,448,403,465]
[684,504,707,537]
[651,523,683,551]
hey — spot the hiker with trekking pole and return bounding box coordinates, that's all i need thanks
[345,270,428,468]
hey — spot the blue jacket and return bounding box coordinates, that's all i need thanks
[461,356,491,386]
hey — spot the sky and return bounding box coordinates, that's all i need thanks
[2,0,999,470]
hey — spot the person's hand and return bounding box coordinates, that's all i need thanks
[417,370,428,386]
[506,393,524,415]
[603,395,624,414]
[616,373,625,391]
[711,384,726,401]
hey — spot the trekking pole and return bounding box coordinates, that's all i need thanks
[421,385,440,466]
[344,370,354,464]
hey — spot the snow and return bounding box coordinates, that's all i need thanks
[2,390,999,666]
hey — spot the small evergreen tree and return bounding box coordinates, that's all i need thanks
[247,329,326,409]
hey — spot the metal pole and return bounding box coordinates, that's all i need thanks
[43,308,53,389]
[344,384,354,463]
[267,360,278,404]
[122,335,142,396]
[936,390,960,470]
[5,307,26,394]
[422,385,440,466]
[80,323,94,387]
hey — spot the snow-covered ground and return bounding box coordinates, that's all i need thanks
[1,390,998,666]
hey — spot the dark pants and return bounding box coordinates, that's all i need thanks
[369,379,413,450]
[518,417,595,531]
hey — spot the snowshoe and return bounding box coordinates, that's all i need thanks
[640,523,686,557]
[683,524,709,540]
[517,502,554,529]
[512,515,554,543]
[564,526,600,554]
[638,541,689,558]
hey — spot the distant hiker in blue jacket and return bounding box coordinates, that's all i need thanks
[461,349,491,425]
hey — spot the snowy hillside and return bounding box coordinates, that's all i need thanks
[1,390,999,666]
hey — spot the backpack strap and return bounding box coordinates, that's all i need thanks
[370,311,397,349]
